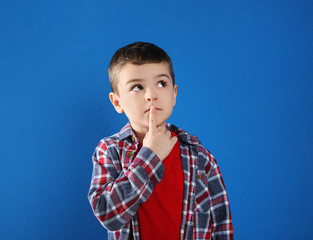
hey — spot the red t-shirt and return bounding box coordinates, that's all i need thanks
[137,132,184,240]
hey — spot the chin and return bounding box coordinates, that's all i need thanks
[156,119,168,127]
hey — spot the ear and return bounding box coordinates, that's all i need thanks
[172,85,178,107]
[109,92,124,114]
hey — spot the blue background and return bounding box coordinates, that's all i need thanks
[1,0,313,239]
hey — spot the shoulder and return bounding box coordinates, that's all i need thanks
[167,123,216,165]
[167,123,200,146]
[95,122,133,153]
[96,132,120,152]
[92,133,122,165]
[92,131,126,167]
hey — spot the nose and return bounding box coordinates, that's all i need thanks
[145,88,158,102]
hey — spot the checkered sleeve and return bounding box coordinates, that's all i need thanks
[88,143,165,231]
[208,155,233,240]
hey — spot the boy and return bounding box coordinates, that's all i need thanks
[88,42,233,240]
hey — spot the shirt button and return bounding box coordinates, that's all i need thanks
[132,136,136,142]
[197,174,202,179]
[127,152,132,157]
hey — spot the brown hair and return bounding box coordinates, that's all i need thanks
[108,42,175,93]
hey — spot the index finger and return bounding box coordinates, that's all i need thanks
[149,105,157,132]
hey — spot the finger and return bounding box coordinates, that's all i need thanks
[149,106,157,132]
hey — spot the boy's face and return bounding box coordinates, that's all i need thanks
[109,62,177,137]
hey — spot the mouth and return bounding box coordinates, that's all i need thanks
[145,107,162,113]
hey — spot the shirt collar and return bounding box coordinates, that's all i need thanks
[166,123,199,145]
[118,122,199,146]
[118,122,136,141]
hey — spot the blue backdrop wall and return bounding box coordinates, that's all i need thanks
[1,0,313,239]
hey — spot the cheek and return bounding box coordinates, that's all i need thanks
[123,99,143,114]
[120,94,137,106]
[164,93,175,106]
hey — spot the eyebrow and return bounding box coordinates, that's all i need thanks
[155,74,170,80]
[125,79,144,85]
[125,73,171,85]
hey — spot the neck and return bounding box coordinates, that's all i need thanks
[134,130,146,143]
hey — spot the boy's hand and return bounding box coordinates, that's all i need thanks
[143,106,178,161]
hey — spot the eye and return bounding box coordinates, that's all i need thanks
[157,80,167,88]
[132,84,143,91]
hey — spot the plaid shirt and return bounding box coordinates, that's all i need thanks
[88,123,233,240]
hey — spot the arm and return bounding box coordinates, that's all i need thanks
[208,156,234,240]
[88,143,164,231]
[88,107,177,231]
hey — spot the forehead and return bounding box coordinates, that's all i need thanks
[118,62,171,83]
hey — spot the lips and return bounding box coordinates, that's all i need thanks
[145,107,161,113]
